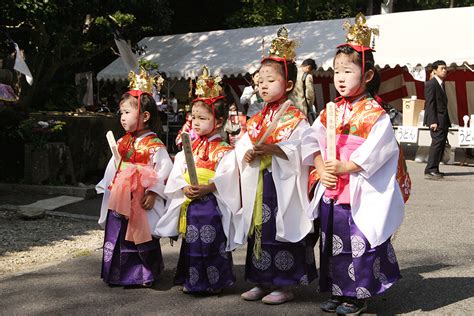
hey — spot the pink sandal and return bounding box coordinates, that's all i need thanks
[261,289,295,305]
[241,286,270,301]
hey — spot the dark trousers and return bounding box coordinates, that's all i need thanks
[425,127,448,173]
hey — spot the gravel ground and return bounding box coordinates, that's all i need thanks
[0,210,103,277]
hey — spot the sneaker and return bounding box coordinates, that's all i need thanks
[320,296,343,312]
[261,290,295,305]
[335,299,367,315]
[241,286,270,301]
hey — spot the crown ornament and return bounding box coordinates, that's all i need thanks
[268,26,298,62]
[195,66,222,99]
[128,67,163,94]
[343,13,379,49]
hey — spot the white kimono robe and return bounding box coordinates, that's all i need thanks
[301,114,405,248]
[233,120,313,246]
[153,145,241,252]
[96,132,173,233]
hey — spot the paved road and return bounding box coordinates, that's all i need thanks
[1,161,473,315]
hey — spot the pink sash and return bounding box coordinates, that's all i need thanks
[108,164,158,244]
[324,134,365,204]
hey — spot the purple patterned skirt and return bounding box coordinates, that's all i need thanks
[245,170,318,287]
[319,197,401,299]
[101,210,163,285]
[174,194,235,292]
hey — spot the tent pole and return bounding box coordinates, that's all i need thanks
[97,79,100,105]
[166,80,170,150]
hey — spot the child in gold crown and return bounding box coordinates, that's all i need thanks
[155,67,240,294]
[96,68,173,287]
[301,14,409,314]
[234,27,317,305]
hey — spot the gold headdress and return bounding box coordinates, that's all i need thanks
[342,13,379,50]
[267,26,298,62]
[127,67,163,94]
[194,66,222,99]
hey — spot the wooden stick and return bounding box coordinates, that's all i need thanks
[325,101,337,160]
[181,132,199,185]
[106,131,121,167]
[256,100,292,145]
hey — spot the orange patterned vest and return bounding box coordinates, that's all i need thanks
[191,137,233,171]
[246,102,306,145]
[117,133,165,164]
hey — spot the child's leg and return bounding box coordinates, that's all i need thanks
[102,210,163,286]
[179,195,235,293]
[243,170,317,304]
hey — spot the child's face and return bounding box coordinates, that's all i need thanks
[119,100,145,133]
[191,103,216,137]
[258,64,288,103]
[333,54,365,98]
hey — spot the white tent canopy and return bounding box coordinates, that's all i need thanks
[97,7,474,81]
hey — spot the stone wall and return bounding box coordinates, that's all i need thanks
[30,112,125,184]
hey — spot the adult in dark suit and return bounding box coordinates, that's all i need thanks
[423,60,450,179]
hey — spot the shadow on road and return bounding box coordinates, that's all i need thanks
[371,263,474,314]
[0,210,100,256]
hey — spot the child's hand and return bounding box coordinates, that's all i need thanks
[325,159,362,175]
[245,144,288,162]
[183,184,215,199]
[324,159,347,175]
[244,149,258,163]
[183,186,195,199]
[141,191,158,210]
[319,168,338,189]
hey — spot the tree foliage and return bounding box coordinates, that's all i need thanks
[1,0,471,110]
[224,0,472,28]
[1,0,172,109]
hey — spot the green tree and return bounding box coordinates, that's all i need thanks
[1,0,172,110]
[224,0,472,28]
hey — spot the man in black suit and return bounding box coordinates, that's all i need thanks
[423,60,450,179]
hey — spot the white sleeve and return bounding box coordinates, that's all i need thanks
[154,152,187,237]
[211,150,241,251]
[272,120,314,242]
[96,157,116,228]
[145,147,173,199]
[350,114,399,178]
[301,115,325,167]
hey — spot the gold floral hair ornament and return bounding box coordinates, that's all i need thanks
[267,26,299,62]
[128,67,163,94]
[342,13,379,50]
[194,66,222,99]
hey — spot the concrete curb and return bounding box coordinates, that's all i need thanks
[46,210,98,221]
[0,183,97,199]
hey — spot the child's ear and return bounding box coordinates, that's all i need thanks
[285,80,294,93]
[364,69,375,84]
[215,117,224,129]
[143,111,151,123]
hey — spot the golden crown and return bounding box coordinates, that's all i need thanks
[195,66,222,99]
[268,26,299,61]
[343,13,379,49]
[128,67,164,94]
